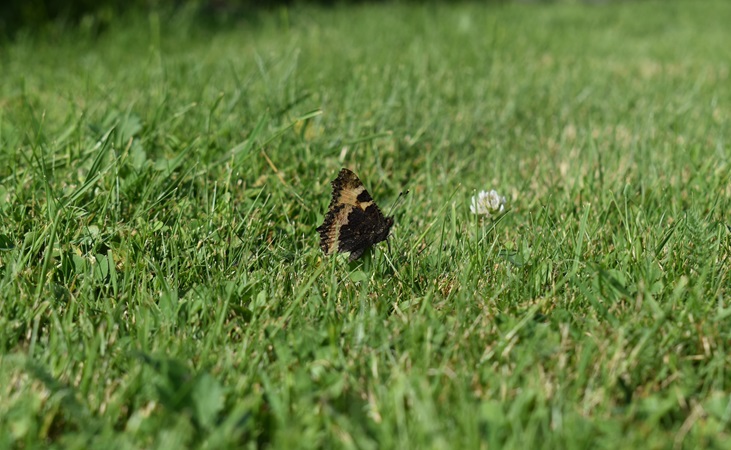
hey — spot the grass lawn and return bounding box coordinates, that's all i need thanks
[1,0,730,448]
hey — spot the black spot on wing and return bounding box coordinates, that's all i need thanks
[356,189,373,203]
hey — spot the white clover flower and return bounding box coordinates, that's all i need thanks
[470,190,506,217]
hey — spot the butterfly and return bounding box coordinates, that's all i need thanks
[317,168,395,261]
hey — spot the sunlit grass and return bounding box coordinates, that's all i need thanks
[1,1,730,448]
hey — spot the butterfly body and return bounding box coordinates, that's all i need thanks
[317,168,393,261]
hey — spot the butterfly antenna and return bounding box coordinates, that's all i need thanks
[387,190,410,217]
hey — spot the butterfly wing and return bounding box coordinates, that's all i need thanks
[336,203,393,261]
[317,168,394,260]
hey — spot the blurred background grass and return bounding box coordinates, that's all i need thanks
[2,0,511,39]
